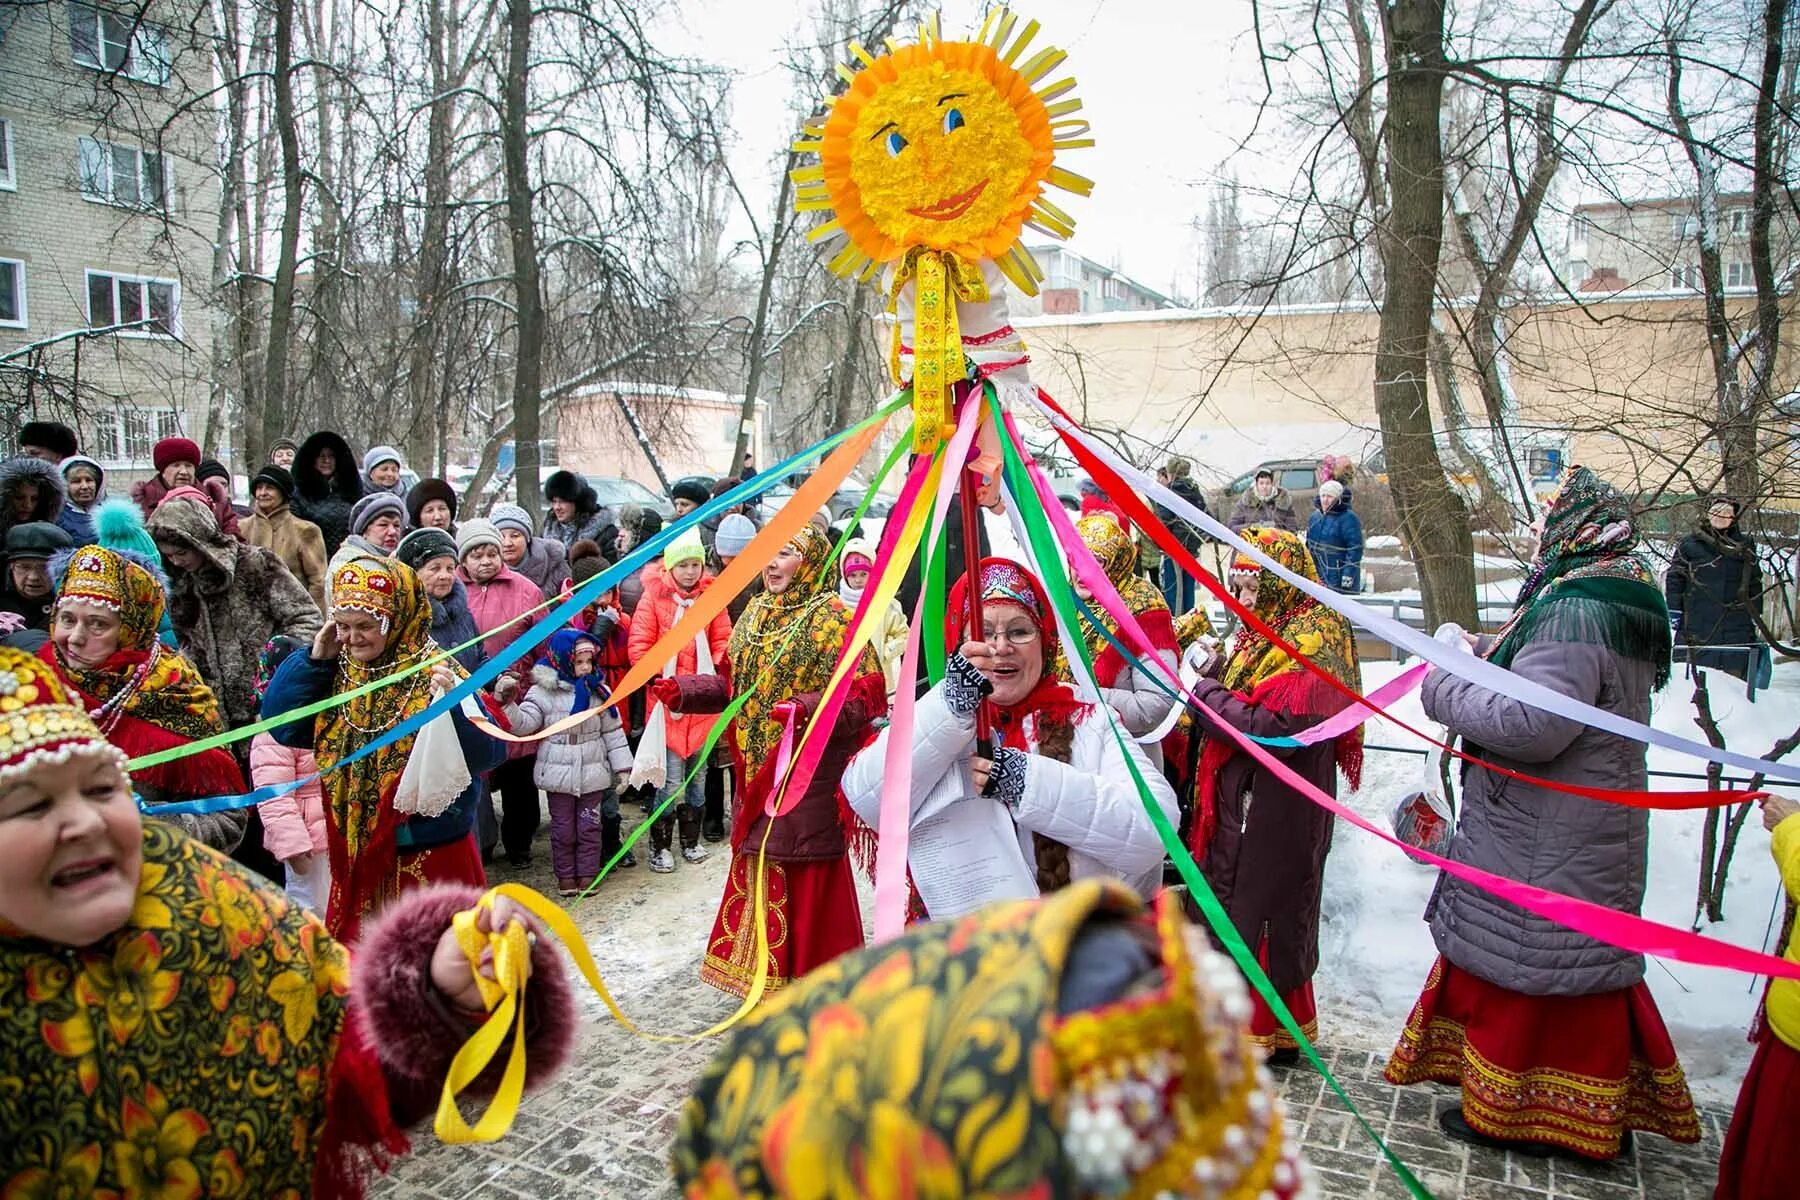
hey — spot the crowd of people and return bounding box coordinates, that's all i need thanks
[0,416,1790,1197]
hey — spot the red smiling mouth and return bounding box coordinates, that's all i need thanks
[907,179,989,221]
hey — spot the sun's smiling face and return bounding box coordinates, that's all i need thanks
[818,41,1053,263]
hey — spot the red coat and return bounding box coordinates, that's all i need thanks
[628,567,732,758]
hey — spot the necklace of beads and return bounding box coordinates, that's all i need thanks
[87,648,159,734]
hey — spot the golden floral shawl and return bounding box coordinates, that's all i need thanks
[315,558,463,942]
[1057,512,1178,687]
[725,526,877,767]
[1220,527,1360,699]
[0,821,395,1199]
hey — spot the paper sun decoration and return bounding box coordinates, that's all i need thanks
[792,9,1094,453]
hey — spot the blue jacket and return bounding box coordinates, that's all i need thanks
[1306,501,1364,593]
[264,650,503,851]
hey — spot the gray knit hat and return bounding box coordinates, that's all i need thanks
[715,513,756,558]
[349,491,405,536]
[395,527,459,572]
[456,518,503,559]
[489,502,534,538]
[362,444,403,475]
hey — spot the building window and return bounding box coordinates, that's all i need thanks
[85,270,179,336]
[77,137,167,210]
[1670,212,1698,240]
[68,3,170,85]
[0,120,14,191]
[1729,208,1750,238]
[1671,263,1701,290]
[1727,260,1752,288]
[0,259,25,328]
[91,408,182,463]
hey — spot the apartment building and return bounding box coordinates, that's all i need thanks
[1569,193,1800,295]
[1008,243,1175,318]
[0,0,220,480]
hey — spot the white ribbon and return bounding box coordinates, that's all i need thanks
[628,589,716,791]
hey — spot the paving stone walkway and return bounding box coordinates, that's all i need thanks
[373,819,1731,1200]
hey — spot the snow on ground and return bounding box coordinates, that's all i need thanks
[1317,659,1798,1102]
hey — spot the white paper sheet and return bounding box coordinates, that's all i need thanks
[907,793,1038,920]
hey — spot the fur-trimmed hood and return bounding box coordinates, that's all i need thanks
[146,496,237,577]
[0,456,70,527]
[294,430,364,503]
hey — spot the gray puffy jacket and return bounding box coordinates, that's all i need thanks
[504,665,635,796]
[1420,637,1654,996]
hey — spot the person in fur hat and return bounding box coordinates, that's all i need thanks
[148,499,323,730]
[0,644,576,1200]
[16,419,79,463]
[292,431,364,556]
[244,464,329,609]
[1,454,95,547]
[407,477,460,534]
[127,436,201,520]
[543,469,614,551]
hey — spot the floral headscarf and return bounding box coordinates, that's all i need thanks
[727,525,877,767]
[1058,512,1177,688]
[315,557,462,942]
[672,880,1305,1200]
[544,627,606,714]
[58,544,165,652]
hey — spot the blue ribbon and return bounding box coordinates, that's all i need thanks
[147,402,905,816]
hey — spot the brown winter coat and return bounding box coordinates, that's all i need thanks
[148,501,323,728]
[1191,676,1340,996]
[242,504,329,610]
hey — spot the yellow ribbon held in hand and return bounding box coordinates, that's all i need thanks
[889,247,988,454]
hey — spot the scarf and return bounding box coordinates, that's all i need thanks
[1193,527,1362,857]
[0,820,405,1199]
[726,526,875,768]
[1487,466,1671,690]
[43,545,240,798]
[544,627,607,714]
[946,559,1091,892]
[314,557,464,943]
[1056,511,1178,687]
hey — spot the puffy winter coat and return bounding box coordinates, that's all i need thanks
[510,537,570,597]
[504,665,635,795]
[1421,637,1655,996]
[1,456,94,547]
[291,431,363,555]
[1305,500,1364,593]
[429,578,486,673]
[1228,489,1299,534]
[628,569,732,758]
[843,680,1178,918]
[147,501,324,729]
[250,732,327,860]
[1666,524,1765,681]
[543,508,611,551]
[458,564,546,676]
[242,504,329,610]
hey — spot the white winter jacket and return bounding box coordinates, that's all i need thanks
[503,665,635,796]
[843,680,1178,918]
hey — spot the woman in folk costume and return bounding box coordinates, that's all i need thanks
[628,534,732,872]
[1384,467,1701,1159]
[845,559,1178,922]
[672,880,1311,1200]
[1059,512,1180,755]
[264,558,503,942]
[0,647,575,1200]
[1189,526,1363,1064]
[649,525,884,998]
[837,535,908,696]
[40,544,248,852]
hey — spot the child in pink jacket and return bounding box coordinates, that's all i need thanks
[251,636,330,912]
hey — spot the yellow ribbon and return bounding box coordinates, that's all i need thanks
[889,247,988,454]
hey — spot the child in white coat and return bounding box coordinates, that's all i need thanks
[499,627,635,895]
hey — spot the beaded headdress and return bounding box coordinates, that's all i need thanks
[331,558,400,634]
[0,645,123,784]
[1077,510,1137,584]
[55,545,166,653]
[978,559,1043,618]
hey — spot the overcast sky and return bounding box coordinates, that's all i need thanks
[662,1,1263,298]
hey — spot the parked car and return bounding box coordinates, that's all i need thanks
[587,474,675,521]
[759,472,893,521]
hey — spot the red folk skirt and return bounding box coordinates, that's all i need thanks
[1716,1023,1800,1198]
[1383,956,1701,1159]
[395,833,488,896]
[1249,935,1319,1051]
[700,851,864,999]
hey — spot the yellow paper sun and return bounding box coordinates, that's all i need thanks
[791,9,1094,296]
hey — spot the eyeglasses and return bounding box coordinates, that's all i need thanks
[980,624,1040,646]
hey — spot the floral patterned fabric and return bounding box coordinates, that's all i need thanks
[0,821,385,1199]
[1056,512,1177,689]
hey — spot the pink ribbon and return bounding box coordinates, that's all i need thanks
[999,409,1800,983]
[1263,662,1430,748]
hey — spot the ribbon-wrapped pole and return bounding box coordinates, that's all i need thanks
[890,247,988,453]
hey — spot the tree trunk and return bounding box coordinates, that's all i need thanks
[259,0,303,466]
[407,0,456,471]
[501,0,544,516]
[729,168,795,477]
[1374,0,1477,629]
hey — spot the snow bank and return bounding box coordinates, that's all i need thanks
[1316,659,1795,1102]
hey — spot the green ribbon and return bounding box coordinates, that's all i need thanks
[991,392,1432,1200]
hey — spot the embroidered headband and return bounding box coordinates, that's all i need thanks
[331,559,400,635]
[0,647,124,784]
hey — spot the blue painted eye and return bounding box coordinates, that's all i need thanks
[943,107,965,134]
[885,130,908,157]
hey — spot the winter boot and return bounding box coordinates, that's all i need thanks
[702,768,726,842]
[602,813,635,870]
[679,806,709,864]
[648,813,676,873]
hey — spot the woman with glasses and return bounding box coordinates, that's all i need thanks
[844,558,1177,922]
